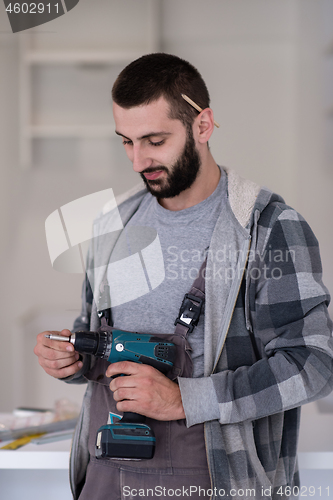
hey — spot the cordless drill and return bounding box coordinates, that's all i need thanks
[45,328,176,460]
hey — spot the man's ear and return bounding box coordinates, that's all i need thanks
[193,108,215,144]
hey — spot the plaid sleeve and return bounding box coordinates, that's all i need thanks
[179,204,333,426]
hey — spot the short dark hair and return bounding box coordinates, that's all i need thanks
[112,53,210,130]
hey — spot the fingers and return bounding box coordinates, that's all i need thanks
[34,330,73,362]
[34,329,83,379]
[106,361,185,420]
[110,376,150,415]
[107,363,158,414]
[41,329,73,352]
[105,360,146,378]
[112,386,136,404]
[107,362,148,405]
[38,355,83,379]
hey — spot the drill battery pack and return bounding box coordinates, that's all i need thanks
[96,422,155,460]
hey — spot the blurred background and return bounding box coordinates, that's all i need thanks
[0,0,333,455]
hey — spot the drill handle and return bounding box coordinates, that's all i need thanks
[121,412,145,424]
[112,376,146,424]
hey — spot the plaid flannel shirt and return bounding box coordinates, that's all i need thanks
[182,189,333,499]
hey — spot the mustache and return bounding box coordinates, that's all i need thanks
[140,166,168,175]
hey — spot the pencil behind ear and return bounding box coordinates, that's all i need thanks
[181,94,220,128]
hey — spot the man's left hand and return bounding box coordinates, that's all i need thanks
[106,361,186,421]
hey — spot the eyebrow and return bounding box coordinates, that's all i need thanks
[115,131,172,141]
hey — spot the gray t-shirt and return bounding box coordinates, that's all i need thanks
[111,168,227,378]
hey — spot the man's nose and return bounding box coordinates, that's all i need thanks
[131,145,152,173]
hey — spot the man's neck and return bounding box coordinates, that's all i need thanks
[158,153,221,211]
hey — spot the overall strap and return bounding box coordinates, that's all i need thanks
[174,257,206,338]
[98,258,207,337]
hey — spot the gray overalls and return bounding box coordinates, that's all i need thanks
[78,261,212,500]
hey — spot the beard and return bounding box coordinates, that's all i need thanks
[140,129,201,199]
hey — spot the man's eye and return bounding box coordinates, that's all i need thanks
[122,140,132,146]
[149,140,164,147]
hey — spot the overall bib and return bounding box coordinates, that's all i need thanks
[78,261,212,500]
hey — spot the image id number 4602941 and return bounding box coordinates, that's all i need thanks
[5,2,60,14]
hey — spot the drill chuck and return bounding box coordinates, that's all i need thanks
[45,331,111,359]
[71,331,111,359]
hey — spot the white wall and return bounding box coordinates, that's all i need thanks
[0,20,19,411]
[162,0,333,290]
[0,0,332,452]
[162,0,300,198]
[171,0,333,281]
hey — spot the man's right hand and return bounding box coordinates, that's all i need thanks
[34,329,83,379]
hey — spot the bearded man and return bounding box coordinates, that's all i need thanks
[35,53,333,500]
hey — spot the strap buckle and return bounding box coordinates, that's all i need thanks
[98,308,112,326]
[174,294,203,333]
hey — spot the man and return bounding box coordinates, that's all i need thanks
[34,53,333,500]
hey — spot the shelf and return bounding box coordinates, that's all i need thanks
[25,50,146,66]
[0,439,71,470]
